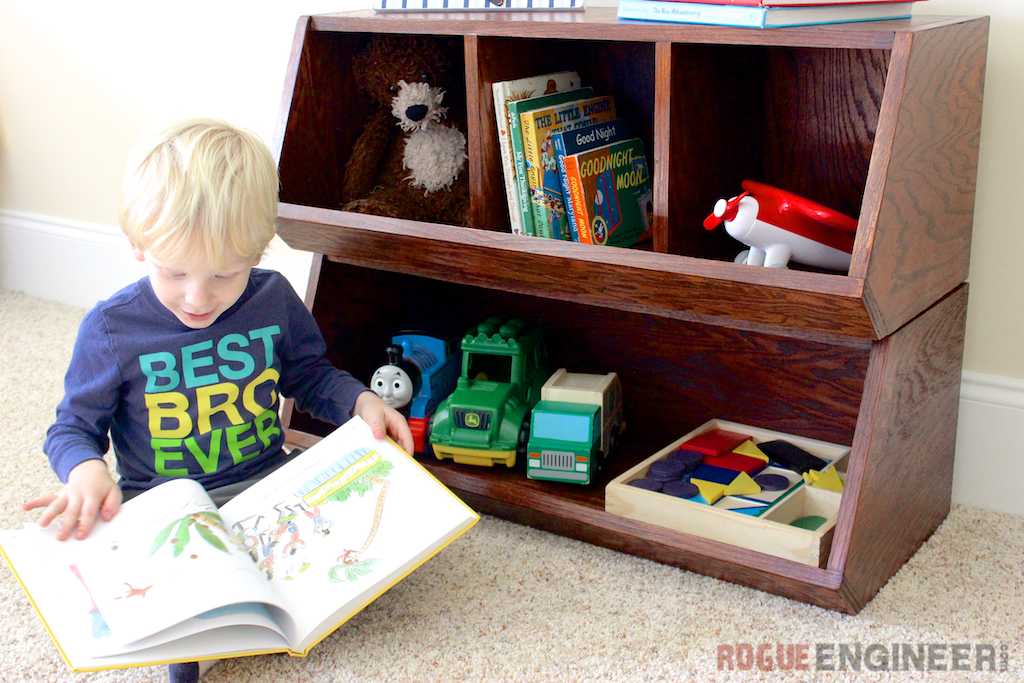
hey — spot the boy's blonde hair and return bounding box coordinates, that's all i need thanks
[119,118,278,268]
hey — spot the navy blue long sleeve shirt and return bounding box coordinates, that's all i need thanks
[44,268,368,496]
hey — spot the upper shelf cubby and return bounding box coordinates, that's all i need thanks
[274,10,988,342]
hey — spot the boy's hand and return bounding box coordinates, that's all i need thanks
[354,390,415,455]
[22,459,122,541]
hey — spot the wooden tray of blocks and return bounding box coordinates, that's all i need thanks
[605,420,849,567]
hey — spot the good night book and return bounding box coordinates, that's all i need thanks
[0,417,478,672]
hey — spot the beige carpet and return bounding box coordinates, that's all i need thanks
[1,287,1022,683]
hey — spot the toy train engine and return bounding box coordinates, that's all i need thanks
[370,333,460,454]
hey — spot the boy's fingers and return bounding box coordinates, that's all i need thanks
[36,495,68,528]
[369,416,387,439]
[399,430,414,455]
[22,495,58,512]
[100,486,123,522]
[56,496,82,541]
[382,411,414,454]
[75,499,99,540]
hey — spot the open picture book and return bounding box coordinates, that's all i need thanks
[0,416,479,672]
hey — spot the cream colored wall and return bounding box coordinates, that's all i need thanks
[0,0,1020,377]
[926,0,1024,378]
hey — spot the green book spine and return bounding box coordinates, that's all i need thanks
[507,87,593,238]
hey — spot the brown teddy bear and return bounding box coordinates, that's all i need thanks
[341,35,470,226]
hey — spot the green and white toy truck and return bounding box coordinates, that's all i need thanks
[429,317,548,468]
[526,368,625,485]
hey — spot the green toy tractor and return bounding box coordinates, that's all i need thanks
[429,316,548,467]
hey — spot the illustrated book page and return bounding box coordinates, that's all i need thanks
[0,416,479,672]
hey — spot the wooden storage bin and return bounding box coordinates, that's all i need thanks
[274,10,987,614]
[606,419,849,568]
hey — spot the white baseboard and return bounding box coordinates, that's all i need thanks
[954,372,1024,516]
[2,209,1020,516]
[0,208,311,309]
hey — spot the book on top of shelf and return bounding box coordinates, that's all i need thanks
[0,417,478,672]
[375,0,584,11]
[520,95,618,241]
[650,0,921,6]
[493,72,582,236]
[507,87,594,239]
[551,119,631,242]
[559,138,653,248]
[615,0,915,27]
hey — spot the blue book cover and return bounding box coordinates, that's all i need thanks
[615,0,913,28]
[521,96,617,241]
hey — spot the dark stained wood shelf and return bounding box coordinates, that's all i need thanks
[273,11,987,614]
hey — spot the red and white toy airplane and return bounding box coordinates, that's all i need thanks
[703,180,858,271]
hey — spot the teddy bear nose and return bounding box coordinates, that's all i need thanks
[406,104,428,122]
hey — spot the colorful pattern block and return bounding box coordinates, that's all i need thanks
[715,497,769,516]
[724,471,761,497]
[689,464,739,485]
[733,439,770,462]
[742,468,805,505]
[691,479,727,505]
[682,429,751,457]
[804,467,844,493]
[759,439,828,474]
[790,515,828,531]
[709,452,767,476]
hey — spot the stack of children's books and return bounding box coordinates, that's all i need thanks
[493,72,652,249]
[615,0,921,28]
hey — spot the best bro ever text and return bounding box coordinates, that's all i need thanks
[139,325,283,476]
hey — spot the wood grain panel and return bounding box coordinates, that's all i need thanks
[828,285,967,612]
[860,20,988,337]
[278,208,877,339]
[763,47,888,219]
[309,10,968,50]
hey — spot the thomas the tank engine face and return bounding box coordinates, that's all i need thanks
[371,365,414,409]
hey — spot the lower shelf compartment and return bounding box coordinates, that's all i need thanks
[283,263,968,614]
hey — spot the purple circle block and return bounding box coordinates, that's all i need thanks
[754,473,790,491]
[662,480,700,499]
[668,448,704,473]
[649,459,686,481]
[628,478,663,492]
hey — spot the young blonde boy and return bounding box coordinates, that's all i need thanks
[25,118,411,548]
[23,118,412,682]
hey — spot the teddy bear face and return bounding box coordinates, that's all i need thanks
[341,34,470,226]
[391,80,448,132]
[352,35,457,108]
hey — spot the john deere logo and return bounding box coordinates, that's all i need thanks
[465,413,481,428]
